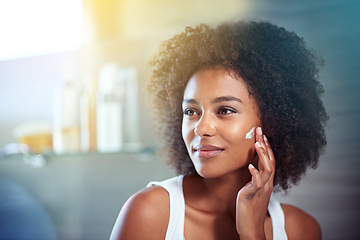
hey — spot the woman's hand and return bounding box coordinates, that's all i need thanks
[236,127,276,239]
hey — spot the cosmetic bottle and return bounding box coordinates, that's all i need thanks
[96,62,123,153]
[118,67,141,150]
[53,79,81,154]
[79,74,97,152]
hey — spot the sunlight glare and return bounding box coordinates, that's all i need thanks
[0,0,82,61]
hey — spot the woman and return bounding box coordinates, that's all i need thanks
[110,20,328,239]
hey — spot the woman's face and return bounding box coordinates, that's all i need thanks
[182,68,261,178]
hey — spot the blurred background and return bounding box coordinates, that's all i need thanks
[0,0,359,239]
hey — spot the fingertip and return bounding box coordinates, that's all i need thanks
[248,163,259,176]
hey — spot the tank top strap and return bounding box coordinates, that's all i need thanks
[268,196,288,240]
[147,175,185,240]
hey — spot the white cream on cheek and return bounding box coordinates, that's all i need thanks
[245,126,256,140]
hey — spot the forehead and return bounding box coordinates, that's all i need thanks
[183,68,251,102]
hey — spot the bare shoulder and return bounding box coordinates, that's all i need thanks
[110,186,170,240]
[281,203,322,240]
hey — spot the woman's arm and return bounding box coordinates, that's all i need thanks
[110,186,169,240]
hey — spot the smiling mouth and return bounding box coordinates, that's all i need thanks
[195,149,224,158]
[193,145,225,158]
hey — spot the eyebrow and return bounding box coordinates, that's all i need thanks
[182,95,243,104]
[212,96,243,104]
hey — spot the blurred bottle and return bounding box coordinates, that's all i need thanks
[97,63,123,153]
[118,67,141,150]
[79,74,97,152]
[53,79,81,154]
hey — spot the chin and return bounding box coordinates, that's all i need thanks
[194,165,231,179]
[194,162,252,180]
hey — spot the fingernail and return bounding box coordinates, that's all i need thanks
[255,141,261,147]
[249,163,255,169]
[264,135,268,142]
[258,127,263,135]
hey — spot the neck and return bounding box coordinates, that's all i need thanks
[185,167,252,219]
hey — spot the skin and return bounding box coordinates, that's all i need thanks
[110,68,322,240]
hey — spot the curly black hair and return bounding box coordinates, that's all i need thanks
[147,20,328,191]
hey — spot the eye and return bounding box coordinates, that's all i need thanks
[183,108,199,117]
[217,106,237,115]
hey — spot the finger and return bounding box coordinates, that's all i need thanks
[244,164,262,195]
[255,141,272,184]
[254,127,273,185]
[263,135,276,181]
[255,127,267,150]
[248,163,259,176]
[255,141,271,173]
[263,135,275,165]
[255,127,271,172]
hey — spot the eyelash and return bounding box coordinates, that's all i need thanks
[218,106,237,115]
[183,106,237,117]
[183,108,198,116]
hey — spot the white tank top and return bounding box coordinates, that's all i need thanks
[148,175,288,240]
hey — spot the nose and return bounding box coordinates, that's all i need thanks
[194,114,216,137]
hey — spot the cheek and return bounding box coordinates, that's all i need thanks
[223,123,256,156]
[223,122,248,142]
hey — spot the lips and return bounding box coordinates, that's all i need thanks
[193,144,224,158]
